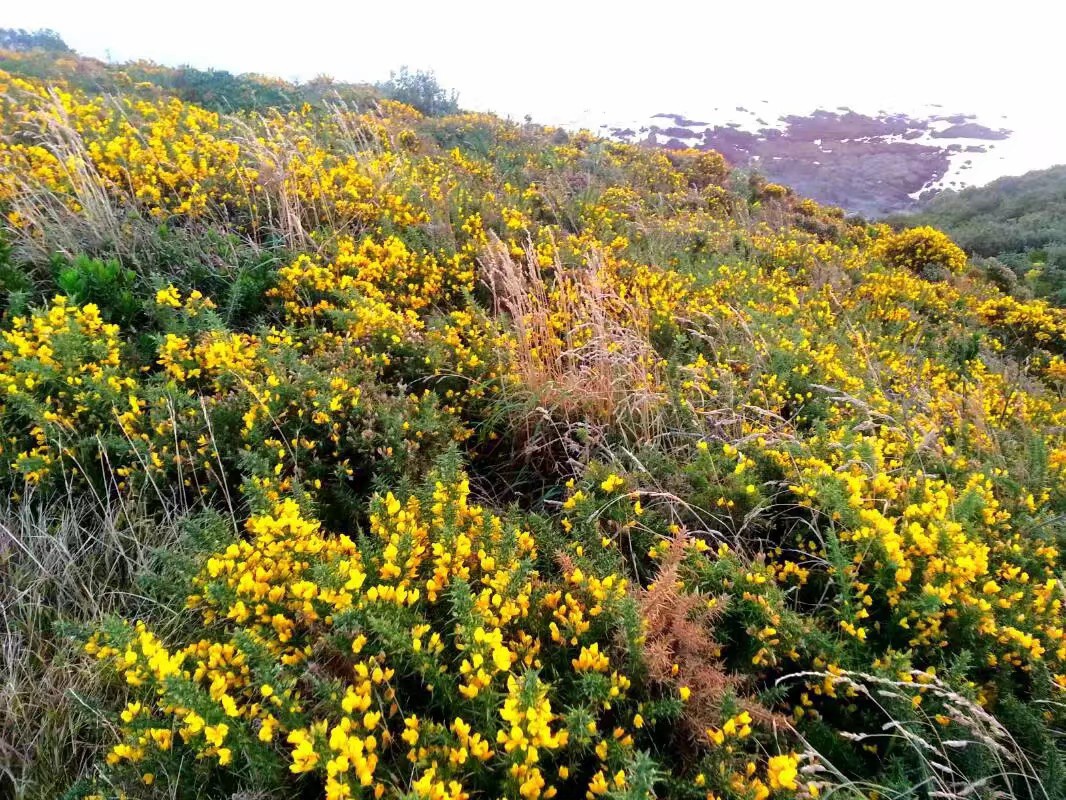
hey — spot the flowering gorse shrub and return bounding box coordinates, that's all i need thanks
[0,296,134,489]
[874,225,968,276]
[87,464,806,800]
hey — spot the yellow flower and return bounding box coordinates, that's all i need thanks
[767,753,800,792]
[288,728,320,773]
[259,716,277,742]
[492,644,512,672]
[155,285,182,308]
[204,723,228,748]
[572,643,610,672]
[588,770,609,796]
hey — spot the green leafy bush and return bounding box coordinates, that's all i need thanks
[0,28,71,52]
[377,66,459,116]
[53,255,140,327]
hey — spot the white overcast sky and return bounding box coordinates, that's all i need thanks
[3,1,1063,127]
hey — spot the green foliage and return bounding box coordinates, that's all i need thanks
[167,66,294,112]
[0,28,70,53]
[0,231,33,318]
[377,66,459,116]
[52,254,140,327]
[143,225,281,329]
[0,36,380,115]
[902,165,1066,304]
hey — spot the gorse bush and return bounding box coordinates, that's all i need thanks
[1,44,1066,800]
[873,225,967,276]
[52,254,140,327]
[88,463,661,800]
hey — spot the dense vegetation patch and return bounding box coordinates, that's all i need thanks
[2,44,1066,800]
[900,165,1066,303]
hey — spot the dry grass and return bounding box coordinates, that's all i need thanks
[4,90,130,265]
[0,488,196,800]
[236,121,312,250]
[480,235,669,469]
[779,669,1050,800]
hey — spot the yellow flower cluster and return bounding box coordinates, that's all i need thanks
[873,224,968,275]
[0,296,134,486]
[90,471,671,799]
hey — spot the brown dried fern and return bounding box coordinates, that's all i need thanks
[635,533,786,742]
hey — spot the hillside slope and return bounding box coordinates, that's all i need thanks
[3,49,1066,800]
[0,35,384,116]
[900,165,1066,302]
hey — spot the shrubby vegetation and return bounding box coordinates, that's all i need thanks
[0,27,382,114]
[872,225,967,280]
[0,28,70,53]
[901,165,1066,303]
[376,66,460,116]
[2,42,1066,800]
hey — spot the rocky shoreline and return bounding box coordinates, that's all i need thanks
[602,108,1012,217]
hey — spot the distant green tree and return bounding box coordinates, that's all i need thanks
[377,66,459,116]
[0,27,71,52]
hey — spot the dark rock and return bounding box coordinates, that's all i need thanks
[932,122,1011,140]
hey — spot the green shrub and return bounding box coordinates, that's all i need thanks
[0,231,33,318]
[53,255,140,327]
[377,66,459,116]
[0,28,71,53]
